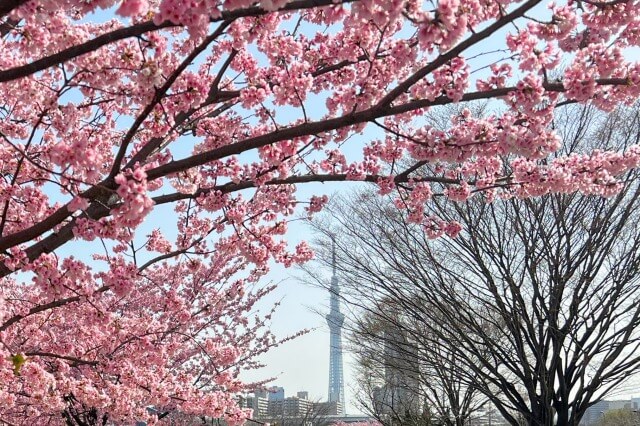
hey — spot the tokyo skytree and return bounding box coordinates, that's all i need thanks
[326,237,345,413]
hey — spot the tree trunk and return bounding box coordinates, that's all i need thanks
[555,404,569,426]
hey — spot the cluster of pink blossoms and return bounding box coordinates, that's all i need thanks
[112,167,155,227]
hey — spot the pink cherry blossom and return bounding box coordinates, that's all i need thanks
[0,0,639,424]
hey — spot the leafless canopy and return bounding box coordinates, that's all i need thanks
[307,105,640,426]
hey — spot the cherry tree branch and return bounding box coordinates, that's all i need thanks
[145,79,628,180]
[0,17,19,37]
[152,172,461,205]
[0,0,357,83]
[375,0,541,108]
[0,79,628,261]
[109,21,231,178]
[0,286,109,332]
[0,21,173,83]
[0,172,455,280]
[24,351,99,367]
[579,0,631,7]
[0,0,28,18]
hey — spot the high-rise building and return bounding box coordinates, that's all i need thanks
[382,326,421,417]
[267,396,313,418]
[314,400,344,416]
[242,393,268,419]
[268,386,285,401]
[326,237,345,414]
[254,389,268,399]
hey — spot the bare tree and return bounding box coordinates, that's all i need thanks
[348,300,488,426]
[595,409,639,426]
[307,105,640,426]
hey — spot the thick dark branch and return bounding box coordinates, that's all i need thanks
[0,0,356,83]
[0,80,628,273]
[152,173,460,205]
[0,286,108,332]
[146,79,628,180]
[375,0,541,108]
[25,351,99,366]
[0,21,173,83]
[0,17,19,37]
[0,171,456,279]
[580,0,631,7]
[0,0,27,18]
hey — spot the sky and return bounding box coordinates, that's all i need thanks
[237,179,365,414]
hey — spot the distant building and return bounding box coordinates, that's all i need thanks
[326,414,376,424]
[371,322,422,420]
[242,389,319,421]
[314,400,344,416]
[268,386,285,401]
[468,407,509,426]
[254,389,268,399]
[581,400,610,425]
[238,388,376,425]
[268,396,313,418]
[247,395,269,419]
[579,398,640,425]
[238,391,269,419]
[608,399,637,411]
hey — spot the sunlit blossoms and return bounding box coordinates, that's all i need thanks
[1,0,640,423]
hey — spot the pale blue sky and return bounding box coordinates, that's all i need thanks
[238,181,364,413]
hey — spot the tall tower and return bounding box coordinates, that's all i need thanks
[326,237,345,413]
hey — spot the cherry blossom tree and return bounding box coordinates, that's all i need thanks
[1,0,640,424]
